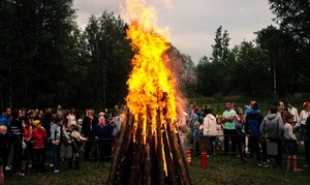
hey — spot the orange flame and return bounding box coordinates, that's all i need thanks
[124,1,179,173]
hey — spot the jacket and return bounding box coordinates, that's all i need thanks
[245,110,263,138]
[33,127,47,149]
[260,113,283,140]
[82,116,98,138]
[201,114,217,137]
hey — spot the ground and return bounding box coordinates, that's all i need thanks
[5,154,310,185]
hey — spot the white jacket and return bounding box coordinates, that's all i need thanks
[201,114,217,137]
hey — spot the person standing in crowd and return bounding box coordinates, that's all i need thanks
[193,122,202,156]
[0,125,9,180]
[56,105,62,117]
[70,124,87,170]
[235,107,246,162]
[221,102,237,155]
[21,110,32,173]
[50,118,71,173]
[284,114,303,172]
[187,102,197,119]
[82,109,98,159]
[200,108,217,155]
[260,106,284,168]
[190,109,199,146]
[245,103,265,165]
[177,112,189,154]
[0,108,12,172]
[67,108,77,128]
[288,103,299,124]
[305,113,310,171]
[297,102,310,144]
[26,110,36,168]
[94,116,114,162]
[32,120,47,172]
[10,109,25,176]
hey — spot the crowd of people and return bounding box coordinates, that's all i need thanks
[180,101,310,172]
[1,101,310,183]
[0,105,123,183]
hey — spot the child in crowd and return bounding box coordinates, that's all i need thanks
[32,120,47,171]
[284,114,303,172]
[193,122,202,156]
[70,124,87,170]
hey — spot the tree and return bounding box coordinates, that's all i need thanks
[0,0,76,108]
[211,26,230,64]
[84,12,133,108]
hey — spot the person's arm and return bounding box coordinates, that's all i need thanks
[62,126,70,140]
[245,116,249,134]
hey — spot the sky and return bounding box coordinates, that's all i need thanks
[74,0,274,63]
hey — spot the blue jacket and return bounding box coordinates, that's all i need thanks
[245,110,263,138]
[0,115,12,138]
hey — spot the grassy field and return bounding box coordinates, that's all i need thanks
[5,153,310,185]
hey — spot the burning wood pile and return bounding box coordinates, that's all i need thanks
[107,0,191,184]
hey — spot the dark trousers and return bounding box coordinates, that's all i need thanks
[195,142,200,156]
[237,133,245,160]
[84,140,95,159]
[251,137,267,162]
[0,145,11,174]
[98,141,112,161]
[270,139,283,167]
[12,142,22,172]
[305,140,310,168]
[224,129,238,154]
[34,148,45,171]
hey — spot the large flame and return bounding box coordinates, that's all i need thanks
[125,0,178,148]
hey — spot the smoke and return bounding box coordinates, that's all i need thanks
[162,46,187,119]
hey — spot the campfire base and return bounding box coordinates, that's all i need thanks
[107,109,192,185]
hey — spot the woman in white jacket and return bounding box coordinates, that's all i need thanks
[200,109,217,155]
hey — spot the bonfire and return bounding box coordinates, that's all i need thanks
[107,0,191,184]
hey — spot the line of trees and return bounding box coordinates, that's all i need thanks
[195,0,310,99]
[0,0,195,109]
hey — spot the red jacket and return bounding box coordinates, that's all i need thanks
[33,127,47,149]
[23,124,32,141]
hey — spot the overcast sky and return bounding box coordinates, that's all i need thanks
[74,0,274,63]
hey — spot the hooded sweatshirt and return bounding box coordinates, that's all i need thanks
[260,113,283,140]
[245,110,263,138]
[201,114,217,137]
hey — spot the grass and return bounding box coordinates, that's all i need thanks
[5,153,310,185]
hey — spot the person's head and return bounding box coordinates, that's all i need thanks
[57,118,64,126]
[279,101,285,110]
[33,120,41,128]
[252,103,259,110]
[12,109,23,120]
[250,100,256,108]
[3,108,11,117]
[286,114,294,124]
[57,105,62,110]
[98,112,105,118]
[87,109,94,117]
[273,102,281,112]
[303,102,310,111]
[69,108,76,115]
[104,108,109,113]
[194,122,200,129]
[237,107,243,115]
[225,102,233,110]
[270,106,278,114]
[98,116,106,124]
[0,125,7,135]
[204,108,213,116]
[70,124,78,131]
[27,109,36,119]
[288,103,293,109]
[77,119,83,125]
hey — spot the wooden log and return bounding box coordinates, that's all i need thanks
[156,109,165,185]
[167,123,192,185]
[129,114,144,185]
[162,125,178,185]
[143,106,152,185]
[107,108,130,185]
